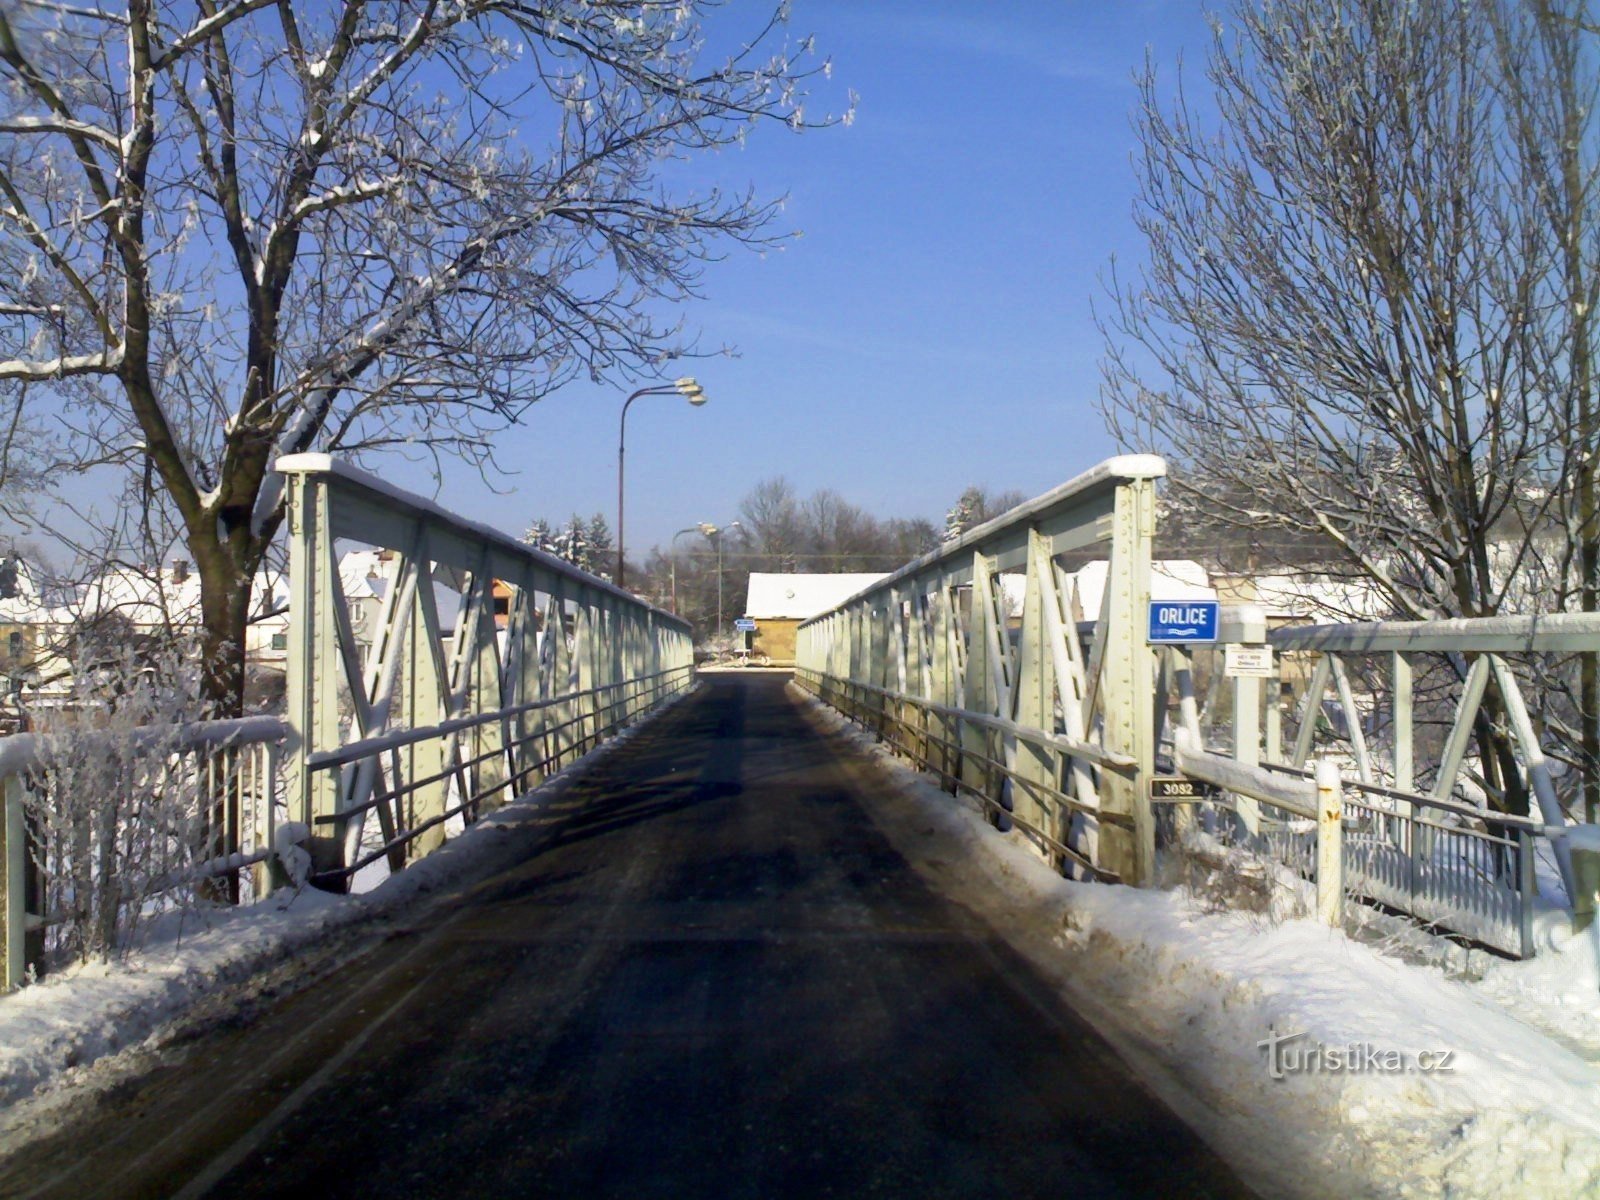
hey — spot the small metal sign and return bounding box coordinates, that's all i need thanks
[1147,600,1220,644]
[1224,644,1275,678]
[1149,776,1222,801]
[733,617,758,632]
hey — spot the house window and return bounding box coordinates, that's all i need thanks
[6,632,21,659]
[270,632,288,651]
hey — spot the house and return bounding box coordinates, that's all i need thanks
[743,573,890,666]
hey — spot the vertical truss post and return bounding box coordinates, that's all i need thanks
[1013,529,1059,851]
[2,769,27,991]
[1099,474,1157,884]
[403,552,450,860]
[285,472,343,865]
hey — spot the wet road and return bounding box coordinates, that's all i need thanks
[0,674,1249,1199]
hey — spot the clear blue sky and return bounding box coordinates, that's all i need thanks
[31,1,1220,563]
[447,0,1219,556]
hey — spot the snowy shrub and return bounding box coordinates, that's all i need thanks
[24,639,226,965]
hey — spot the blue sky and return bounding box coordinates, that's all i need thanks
[30,2,1220,562]
[446,0,1220,556]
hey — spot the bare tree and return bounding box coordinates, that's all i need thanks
[1101,0,1599,814]
[0,0,845,719]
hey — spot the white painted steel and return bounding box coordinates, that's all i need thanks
[278,456,694,888]
[797,457,1161,883]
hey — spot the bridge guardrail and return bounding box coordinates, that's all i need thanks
[1,456,695,990]
[795,455,1167,884]
[1154,611,1586,958]
[277,454,696,889]
[2,717,286,988]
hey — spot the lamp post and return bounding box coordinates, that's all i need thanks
[617,377,707,588]
[705,521,741,638]
[669,524,709,614]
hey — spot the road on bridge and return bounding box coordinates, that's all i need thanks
[0,673,1250,1200]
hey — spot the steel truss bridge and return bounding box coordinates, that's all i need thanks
[0,454,1596,1195]
[4,454,1596,982]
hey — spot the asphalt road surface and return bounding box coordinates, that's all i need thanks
[0,673,1251,1200]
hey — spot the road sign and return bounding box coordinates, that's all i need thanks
[1224,644,1275,678]
[1146,600,1219,644]
[733,618,757,632]
[1148,776,1222,802]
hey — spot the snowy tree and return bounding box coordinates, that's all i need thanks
[943,485,1026,542]
[522,518,556,556]
[557,515,591,574]
[1100,0,1600,814]
[586,514,614,581]
[0,1,848,721]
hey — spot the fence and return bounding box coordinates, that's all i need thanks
[0,717,285,985]
[0,455,695,989]
[1151,612,1597,957]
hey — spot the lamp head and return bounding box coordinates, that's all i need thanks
[674,377,707,405]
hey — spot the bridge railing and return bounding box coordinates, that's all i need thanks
[277,454,695,889]
[1152,610,1597,957]
[791,453,1589,957]
[1,717,286,988]
[0,456,694,989]
[795,455,1167,884]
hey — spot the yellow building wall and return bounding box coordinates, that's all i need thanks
[751,619,800,665]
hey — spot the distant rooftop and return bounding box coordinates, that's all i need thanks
[744,573,890,620]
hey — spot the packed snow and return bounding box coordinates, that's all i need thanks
[793,684,1600,1200]
[0,691,693,1116]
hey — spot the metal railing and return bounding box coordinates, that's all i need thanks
[796,456,1166,884]
[795,669,1131,881]
[303,665,693,885]
[0,456,697,989]
[1151,610,1593,957]
[1,716,287,985]
[791,457,1580,957]
[278,453,696,891]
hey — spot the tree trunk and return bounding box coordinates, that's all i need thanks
[195,544,252,902]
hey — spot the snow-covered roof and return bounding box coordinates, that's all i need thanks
[1068,560,1216,622]
[745,573,891,620]
[0,557,51,624]
[1234,574,1390,623]
[338,549,391,602]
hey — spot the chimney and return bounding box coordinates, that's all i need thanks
[171,559,190,583]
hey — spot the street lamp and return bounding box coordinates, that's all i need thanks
[669,524,705,614]
[704,520,741,638]
[617,377,707,588]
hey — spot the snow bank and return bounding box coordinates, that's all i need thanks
[796,685,1600,1200]
[0,688,696,1112]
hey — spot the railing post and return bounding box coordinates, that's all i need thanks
[3,769,26,990]
[1099,471,1158,884]
[1519,827,1536,960]
[283,470,345,881]
[1315,758,1344,927]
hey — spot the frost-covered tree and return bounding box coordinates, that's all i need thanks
[943,484,1027,542]
[556,514,591,573]
[1100,0,1600,813]
[522,518,556,556]
[586,513,613,580]
[0,1,847,718]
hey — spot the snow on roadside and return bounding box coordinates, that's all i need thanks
[794,685,1600,1200]
[0,690,696,1113]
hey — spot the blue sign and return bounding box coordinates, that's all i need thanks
[1147,600,1219,644]
[734,618,758,632]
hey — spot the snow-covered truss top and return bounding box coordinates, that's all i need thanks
[278,454,694,887]
[794,456,1167,884]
